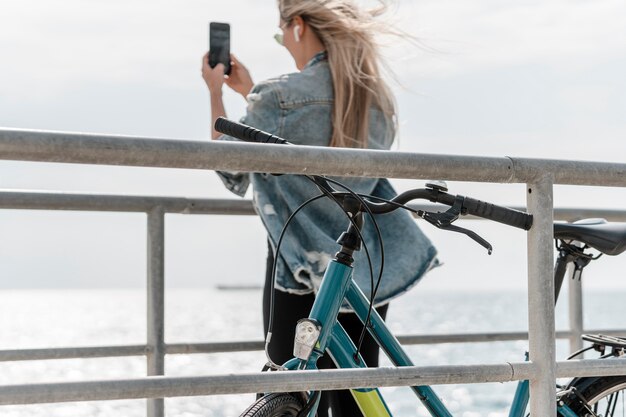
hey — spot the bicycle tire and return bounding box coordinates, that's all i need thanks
[562,375,626,416]
[239,393,305,417]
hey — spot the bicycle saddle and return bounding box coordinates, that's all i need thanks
[554,218,626,256]
[582,334,626,349]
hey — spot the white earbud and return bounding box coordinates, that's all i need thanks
[294,25,301,43]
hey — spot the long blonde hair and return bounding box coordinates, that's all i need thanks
[278,0,396,148]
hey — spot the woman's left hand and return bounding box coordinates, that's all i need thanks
[225,54,254,98]
[202,52,226,94]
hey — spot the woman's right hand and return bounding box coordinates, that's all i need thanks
[202,52,226,94]
[224,54,254,99]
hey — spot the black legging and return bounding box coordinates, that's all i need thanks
[263,242,388,417]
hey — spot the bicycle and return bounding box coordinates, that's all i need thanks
[215,117,626,417]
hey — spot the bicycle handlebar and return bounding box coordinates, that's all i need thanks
[214,117,533,231]
[461,196,532,230]
[215,117,289,145]
[362,189,532,230]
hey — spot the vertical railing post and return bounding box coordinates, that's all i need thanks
[147,206,165,417]
[526,176,556,417]
[568,264,584,355]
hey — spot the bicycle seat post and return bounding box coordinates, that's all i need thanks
[554,246,576,305]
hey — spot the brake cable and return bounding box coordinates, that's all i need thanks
[265,193,328,370]
[265,176,382,369]
[309,175,386,360]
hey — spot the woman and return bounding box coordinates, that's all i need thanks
[202,1,438,415]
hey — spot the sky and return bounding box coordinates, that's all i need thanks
[0,0,625,291]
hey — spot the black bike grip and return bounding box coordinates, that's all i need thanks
[462,196,533,230]
[214,117,289,145]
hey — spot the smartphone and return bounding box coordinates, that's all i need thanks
[209,22,231,75]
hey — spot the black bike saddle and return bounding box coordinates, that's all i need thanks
[554,219,626,256]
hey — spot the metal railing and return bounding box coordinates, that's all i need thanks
[0,128,625,417]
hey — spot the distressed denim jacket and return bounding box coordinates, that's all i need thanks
[217,52,438,306]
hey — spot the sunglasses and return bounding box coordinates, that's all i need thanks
[274,21,290,46]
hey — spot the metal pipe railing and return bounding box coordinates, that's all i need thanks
[2,190,625,220]
[2,359,626,406]
[3,329,626,362]
[1,128,625,417]
[0,129,625,186]
[0,190,254,214]
[526,176,557,415]
[568,266,585,354]
[146,207,165,417]
[0,362,538,405]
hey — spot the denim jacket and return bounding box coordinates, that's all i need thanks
[217,52,438,306]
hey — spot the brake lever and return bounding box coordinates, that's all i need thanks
[439,223,493,255]
[309,175,337,196]
[421,196,493,255]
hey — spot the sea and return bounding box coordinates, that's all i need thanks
[1,288,625,417]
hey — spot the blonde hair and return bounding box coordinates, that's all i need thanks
[278,0,396,148]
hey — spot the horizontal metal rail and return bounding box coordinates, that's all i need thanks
[1,190,624,221]
[1,359,626,406]
[0,190,253,215]
[0,362,537,405]
[0,129,625,186]
[2,329,626,362]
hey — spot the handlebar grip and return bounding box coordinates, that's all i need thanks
[214,117,289,145]
[462,196,533,230]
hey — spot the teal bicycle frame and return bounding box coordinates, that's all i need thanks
[282,256,579,417]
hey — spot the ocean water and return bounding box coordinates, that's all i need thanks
[1,288,625,417]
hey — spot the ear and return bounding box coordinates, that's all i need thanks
[292,15,305,41]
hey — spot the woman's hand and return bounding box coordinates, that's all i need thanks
[202,52,226,94]
[202,52,227,139]
[225,54,254,98]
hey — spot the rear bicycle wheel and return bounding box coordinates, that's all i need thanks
[239,393,304,417]
[562,375,626,416]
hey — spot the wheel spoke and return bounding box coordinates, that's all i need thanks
[600,388,623,417]
[609,390,620,417]
[605,392,614,417]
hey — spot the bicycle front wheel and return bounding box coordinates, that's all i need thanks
[563,375,626,416]
[239,393,304,417]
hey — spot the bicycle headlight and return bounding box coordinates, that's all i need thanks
[293,318,321,361]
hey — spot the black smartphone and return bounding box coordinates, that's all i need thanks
[209,22,231,75]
